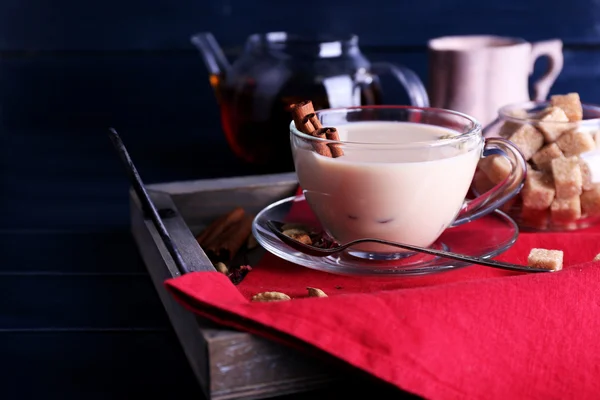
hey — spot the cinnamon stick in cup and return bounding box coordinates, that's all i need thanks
[306,114,341,156]
[310,129,333,157]
[305,113,322,131]
[290,101,331,157]
[320,127,345,158]
[290,101,316,134]
[290,101,345,158]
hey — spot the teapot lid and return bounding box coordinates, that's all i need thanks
[246,32,359,58]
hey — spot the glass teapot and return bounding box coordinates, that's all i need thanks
[192,31,430,171]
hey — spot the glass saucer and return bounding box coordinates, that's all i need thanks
[252,194,519,276]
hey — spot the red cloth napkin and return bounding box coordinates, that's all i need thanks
[165,195,600,400]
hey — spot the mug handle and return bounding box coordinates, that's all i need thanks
[451,138,527,227]
[529,39,564,101]
[370,62,430,107]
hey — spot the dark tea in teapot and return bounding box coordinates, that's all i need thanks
[192,32,429,171]
[212,70,383,170]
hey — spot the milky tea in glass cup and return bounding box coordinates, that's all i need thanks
[290,106,527,260]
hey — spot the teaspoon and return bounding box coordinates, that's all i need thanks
[266,220,552,273]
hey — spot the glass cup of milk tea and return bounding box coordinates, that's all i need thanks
[290,105,528,260]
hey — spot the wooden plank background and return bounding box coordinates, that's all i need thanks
[2,0,600,398]
[0,0,598,50]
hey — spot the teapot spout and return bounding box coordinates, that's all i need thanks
[190,32,231,78]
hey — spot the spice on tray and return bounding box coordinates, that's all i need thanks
[289,100,344,158]
[307,287,328,298]
[229,265,252,285]
[196,207,254,263]
[214,262,229,275]
[196,207,244,246]
[211,261,252,285]
[251,291,291,302]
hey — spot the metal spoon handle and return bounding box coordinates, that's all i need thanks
[349,238,549,273]
[107,128,190,275]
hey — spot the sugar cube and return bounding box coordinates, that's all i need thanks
[509,124,544,160]
[498,109,529,137]
[579,158,594,191]
[499,121,522,138]
[473,170,495,194]
[536,106,570,142]
[551,93,583,122]
[551,156,583,199]
[581,184,600,216]
[531,143,563,171]
[521,170,555,209]
[479,155,511,184]
[556,129,596,157]
[527,248,563,271]
[550,196,581,222]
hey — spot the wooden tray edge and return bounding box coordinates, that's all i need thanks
[130,174,339,399]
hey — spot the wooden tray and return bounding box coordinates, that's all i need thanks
[130,172,341,400]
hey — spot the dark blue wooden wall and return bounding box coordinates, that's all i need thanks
[3,1,600,398]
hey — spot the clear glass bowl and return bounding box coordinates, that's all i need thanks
[478,100,600,231]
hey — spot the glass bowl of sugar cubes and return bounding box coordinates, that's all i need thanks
[474,92,600,231]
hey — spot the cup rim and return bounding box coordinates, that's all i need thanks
[289,105,483,147]
[498,100,600,125]
[427,35,528,51]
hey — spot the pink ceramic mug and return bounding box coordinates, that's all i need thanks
[428,35,564,126]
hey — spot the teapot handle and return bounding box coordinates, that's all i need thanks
[370,62,430,107]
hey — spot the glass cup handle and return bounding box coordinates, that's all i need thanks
[370,62,430,107]
[451,138,528,227]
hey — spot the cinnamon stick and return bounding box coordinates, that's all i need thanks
[196,207,245,247]
[319,127,345,158]
[305,113,322,131]
[290,101,316,134]
[310,129,333,157]
[204,213,254,262]
[290,100,345,158]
